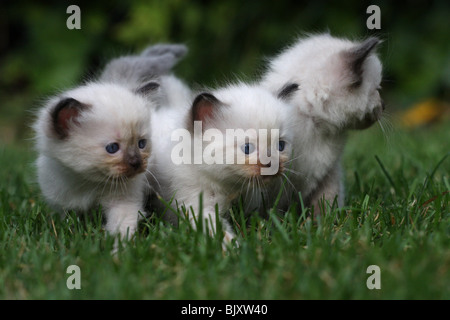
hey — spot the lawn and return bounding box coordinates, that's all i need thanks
[0,119,448,300]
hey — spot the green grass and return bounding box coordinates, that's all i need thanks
[0,121,449,300]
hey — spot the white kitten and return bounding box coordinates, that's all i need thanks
[34,83,155,237]
[34,45,186,238]
[149,80,298,245]
[260,33,384,213]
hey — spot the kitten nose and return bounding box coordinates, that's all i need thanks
[128,156,142,170]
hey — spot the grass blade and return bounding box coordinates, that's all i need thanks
[375,155,397,192]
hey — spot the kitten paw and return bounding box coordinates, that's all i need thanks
[222,230,239,252]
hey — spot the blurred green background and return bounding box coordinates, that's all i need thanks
[1,0,449,143]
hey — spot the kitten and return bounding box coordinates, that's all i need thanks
[34,45,186,238]
[260,33,384,213]
[149,81,298,245]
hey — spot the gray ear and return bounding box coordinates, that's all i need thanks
[277,83,299,101]
[343,37,380,87]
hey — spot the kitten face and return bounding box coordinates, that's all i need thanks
[95,122,151,179]
[333,39,384,129]
[263,34,384,130]
[190,84,296,186]
[37,83,153,183]
[240,136,290,182]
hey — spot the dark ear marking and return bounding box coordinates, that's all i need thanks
[277,83,300,101]
[136,81,160,96]
[189,93,221,132]
[51,97,88,139]
[192,93,220,122]
[344,37,380,88]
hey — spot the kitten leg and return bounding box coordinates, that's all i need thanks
[201,209,236,252]
[182,194,237,250]
[308,162,344,216]
[101,176,150,240]
[195,205,236,248]
[203,206,236,250]
[103,201,143,239]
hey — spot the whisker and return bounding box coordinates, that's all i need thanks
[284,167,301,176]
[119,176,125,195]
[281,172,299,196]
[244,177,252,212]
[252,176,262,211]
[99,174,113,198]
[259,176,269,204]
[110,175,116,196]
[245,176,252,205]
[236,175,247,197]
[75,173,101,192]
[284,153,304,165]
[142,172,151,191]
[377,111,396,149]
[145,168,161,191]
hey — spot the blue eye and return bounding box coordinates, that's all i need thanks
[105,142,120,154]
[278,141,286,152]
[138,139,147,149]
[241,143,255,155]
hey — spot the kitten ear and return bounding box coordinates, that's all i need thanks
[343,37,380,88]
[51,97,89,139]
[277,83,300,101]
[135,81,160,96]
[192,93,221,123]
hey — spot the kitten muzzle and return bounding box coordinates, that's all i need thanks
[128,156,142,170]
[122,154,145,177]
[353,105,383,130]
[248,160,284,182]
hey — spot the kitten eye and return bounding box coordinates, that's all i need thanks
[138,139,147,149]
[278,141,286,152]
[241,143,255,155]
[105,142,120,154]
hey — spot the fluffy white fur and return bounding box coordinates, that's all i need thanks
[260,33,384,212]
[34,44,186,239]
[149,79,297,246]
[147,34,384,247]
[34,83,153,237]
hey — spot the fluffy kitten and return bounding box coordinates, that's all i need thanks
[34,45,186,238]
[149,80,298,245]
[260,33,384,213]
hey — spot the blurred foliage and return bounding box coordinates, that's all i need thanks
[0,0,449,142]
